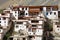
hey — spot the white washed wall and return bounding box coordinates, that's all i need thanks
[35,37,42,40]
[11,11,18,19]
[46,11,58,19]
[35,29,43,35]
[1,18,9,27]
[14,22,27,32]
[54,25,60,33]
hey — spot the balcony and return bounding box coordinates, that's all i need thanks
[28,20,43,25]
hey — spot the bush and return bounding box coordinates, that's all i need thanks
[0,9,3,13]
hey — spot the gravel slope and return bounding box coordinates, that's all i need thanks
[0,0,59,9]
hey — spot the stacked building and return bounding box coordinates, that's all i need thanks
[0,9,11,40]
[8,6,45,40]
[0,6,59,40]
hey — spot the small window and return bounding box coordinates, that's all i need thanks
[23,38,25,40]
[9,38,13,40]
[16,22,23,24]
[16,26,18,28]
[32,25,37,27]
[17,39,19,40]
[46,12,48,15]
[31,20,39,23]
[18,11,25,16]
[40,7,43,11]
[0,21,1,23]
[25,7,27,10]
[3,17,6,20]
[22,8,24,10]
[57,26,60,27]
[26,13,27,15]
[1,13,5,15]
[15,11,17,13]
[54,12,56,15]
[50,12,52,15]
[58,11,60,17]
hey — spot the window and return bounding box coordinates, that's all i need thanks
[50,12,52,15]
[25,7,27,10]
[46,12,48,15]
[57,26,60,27]
[3,17,6,20]
[16,22,23,24]
[15,11,17,13]
[54,12,56,15]
[28,36,32,38]
[0,21,1,23]
[1,13,5,15]
[26,13,27,15]
[40,7,43,11]
[18,11,25,17]
[58,11,60,17]
[9,38,13,40]
[22,8,24,10]
[32,25,37,27]
[17,39,19,40]
[31,20,39,23]
[16,26,18,28]
[23,38,25,40]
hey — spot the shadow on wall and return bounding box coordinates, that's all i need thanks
[43,21,54,40]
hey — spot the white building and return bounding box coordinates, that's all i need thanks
[13,20,28,32]
[43,6,58,21]
[27,16,44,40]
[6,6,45,40]
[0,9,11,40]
[4,6,59,40]
[53,23,60,33]
[0,12,10,29]
[10,7,29,20]
[12,19,28,40]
